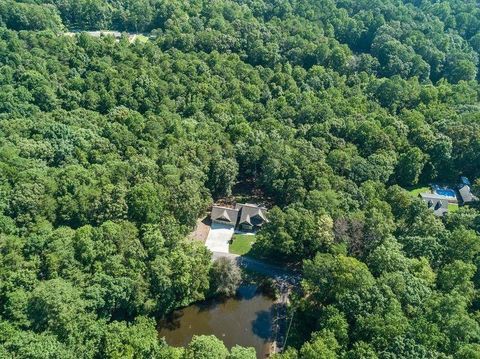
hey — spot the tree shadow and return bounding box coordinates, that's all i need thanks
[158,310,185,331]
[202,216,212,226]
[195,296,228,313]
[251,309,274,341]
[196,284,259,313]
[237,284,260,300]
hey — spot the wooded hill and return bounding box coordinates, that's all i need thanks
[0,1,480,358]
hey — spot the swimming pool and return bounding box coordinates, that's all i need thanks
[435,188,456,198]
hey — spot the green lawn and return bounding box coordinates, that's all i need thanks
[448,203,459,213]
[409,186,430,197]
[134,34,149,43]
[229,234,255,256]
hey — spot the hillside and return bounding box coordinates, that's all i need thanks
[0,1,480,358]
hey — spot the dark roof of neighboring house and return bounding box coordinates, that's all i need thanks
[235,203,268,226]
[211,206,239,226]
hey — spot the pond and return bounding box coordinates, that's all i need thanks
[158,285,275,358]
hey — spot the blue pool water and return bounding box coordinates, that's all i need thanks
[435,189,456,198]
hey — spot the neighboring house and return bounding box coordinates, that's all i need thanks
[235,203,269,231]
[211,206,239,227]
[419,193,449,217]
[210,203,268,231]
[458,177,478,204]
[458,185,478,203]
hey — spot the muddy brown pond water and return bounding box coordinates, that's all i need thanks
[158,285,275,358]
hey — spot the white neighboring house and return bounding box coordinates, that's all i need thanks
[458,177,478,204]
[459,185,478,203]
[419,193,449,217]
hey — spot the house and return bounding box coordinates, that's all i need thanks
[458,177,478,203]
[419,193,449,217]
[211,206,239,226]
[235,203,269,231]
[210,203,268,231]
[458,185,477,203]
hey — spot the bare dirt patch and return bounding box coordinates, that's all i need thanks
[188,216,211,243]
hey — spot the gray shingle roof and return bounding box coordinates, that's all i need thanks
[235,203,268,227]
[211,206,239,226]
[419,193,449,216]
[459,185,478,203]
[419,193,451,201]
[211,203,269,228]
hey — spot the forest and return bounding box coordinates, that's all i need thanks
[0,0,480,358]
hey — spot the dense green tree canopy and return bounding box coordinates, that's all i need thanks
[0,0,480,358]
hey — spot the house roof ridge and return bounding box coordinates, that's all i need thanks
[237,202,267,208]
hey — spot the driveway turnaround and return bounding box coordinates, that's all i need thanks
[205,222,235,253]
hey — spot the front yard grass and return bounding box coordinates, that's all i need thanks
[229,234,255,256]
[409,186,430,197]
[448,203,459,213]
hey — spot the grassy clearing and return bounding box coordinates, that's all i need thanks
[229,234,255,256]
[409,186,430,197]
[134,34,149,43]
[448,203,459,213]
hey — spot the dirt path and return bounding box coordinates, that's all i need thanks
[211,251,299,283]
[188,217,211,243]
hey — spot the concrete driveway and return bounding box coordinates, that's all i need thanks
[205,222,234,253]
